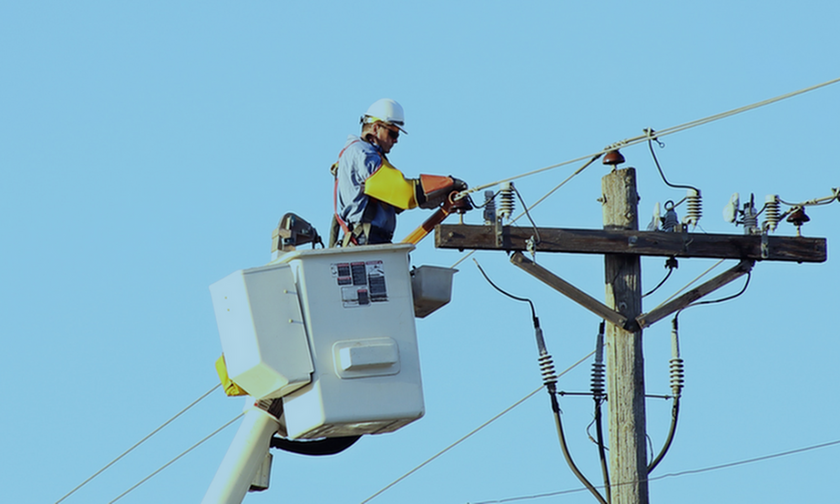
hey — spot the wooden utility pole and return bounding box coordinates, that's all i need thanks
[433,155,826,504]
[601,168,648,504]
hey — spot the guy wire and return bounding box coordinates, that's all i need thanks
[54,384,222,504]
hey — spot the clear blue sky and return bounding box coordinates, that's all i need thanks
[2,2,839,503]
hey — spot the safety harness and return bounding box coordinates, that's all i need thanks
[331,139,372,247]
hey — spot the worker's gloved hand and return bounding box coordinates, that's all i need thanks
[417,175,469,209]
[450,176,468,192]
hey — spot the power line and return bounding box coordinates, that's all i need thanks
[469,439,840,504]
[108,412,245,503]
[450,76,840,269]
[450,154,602,269]
[462,77,840,195]
[55,384,221,504]
[360,350,597,504]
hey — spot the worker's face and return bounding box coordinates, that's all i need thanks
[373,122,399,153]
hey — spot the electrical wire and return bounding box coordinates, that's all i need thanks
[512,185,541,247]
[54,383,221,504]
[473,259,537,322]
[469,438,840,504]
[652,259,725,309]
[359,387,543,504]
[359,350,597,504]
[550,393,607,504]
[647,397,680,474]
[108,412,245,503]
[778,187,840,207]
[647,139,700,193]
[642,266,674,298]
[473,260,606,504]
[681,271,752,311]
[450,154,603,269]
[591,321,610,503]
[459,77,840,197]
[450,77,840,270]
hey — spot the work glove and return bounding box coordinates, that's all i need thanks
[417,175,469,209]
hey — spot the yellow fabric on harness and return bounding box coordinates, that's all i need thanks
[363,158,418,210]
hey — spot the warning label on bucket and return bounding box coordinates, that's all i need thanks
[331,261,388,307]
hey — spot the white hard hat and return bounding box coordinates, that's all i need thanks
[361,98,407,134]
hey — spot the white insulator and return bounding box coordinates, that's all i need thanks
[764,194,780,232]
[539,353,557,386]
[669,358,684,396]
[497,182,515,222]
[685,189,702,228]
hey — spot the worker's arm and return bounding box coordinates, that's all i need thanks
[364,166,467,210]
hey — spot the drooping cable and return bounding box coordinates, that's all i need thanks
[591,321,610,503]
[685,271,752,309]
[473,258,537,324]
[549,392,608,504]
[107,412,245,503]
[647,139,700,193]
[647,316,683,474]
[642,258,678,298]
[474,259,607,504]
[54,383,221,504]
[645,274,750,475]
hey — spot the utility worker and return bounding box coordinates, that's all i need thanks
[330,98,467,246]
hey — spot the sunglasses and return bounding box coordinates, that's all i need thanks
[381,126,399,140]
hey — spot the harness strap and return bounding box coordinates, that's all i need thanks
[333,140,361,246]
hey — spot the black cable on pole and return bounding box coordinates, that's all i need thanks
[474,259,606,504]
[592,321,610,503]
[647,397,680,474]
[647,139,700,193]
[551,392,608,504]
[593,398,610,503]
[642,258,678,298]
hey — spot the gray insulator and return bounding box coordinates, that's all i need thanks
[483,190,496,225]
[539,353,557,386]
[662,208,679,232]
[743,204,759,235]
[590,362,605,399]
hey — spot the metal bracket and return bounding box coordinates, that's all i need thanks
[511,252,633,331]
[761,232,770,259]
